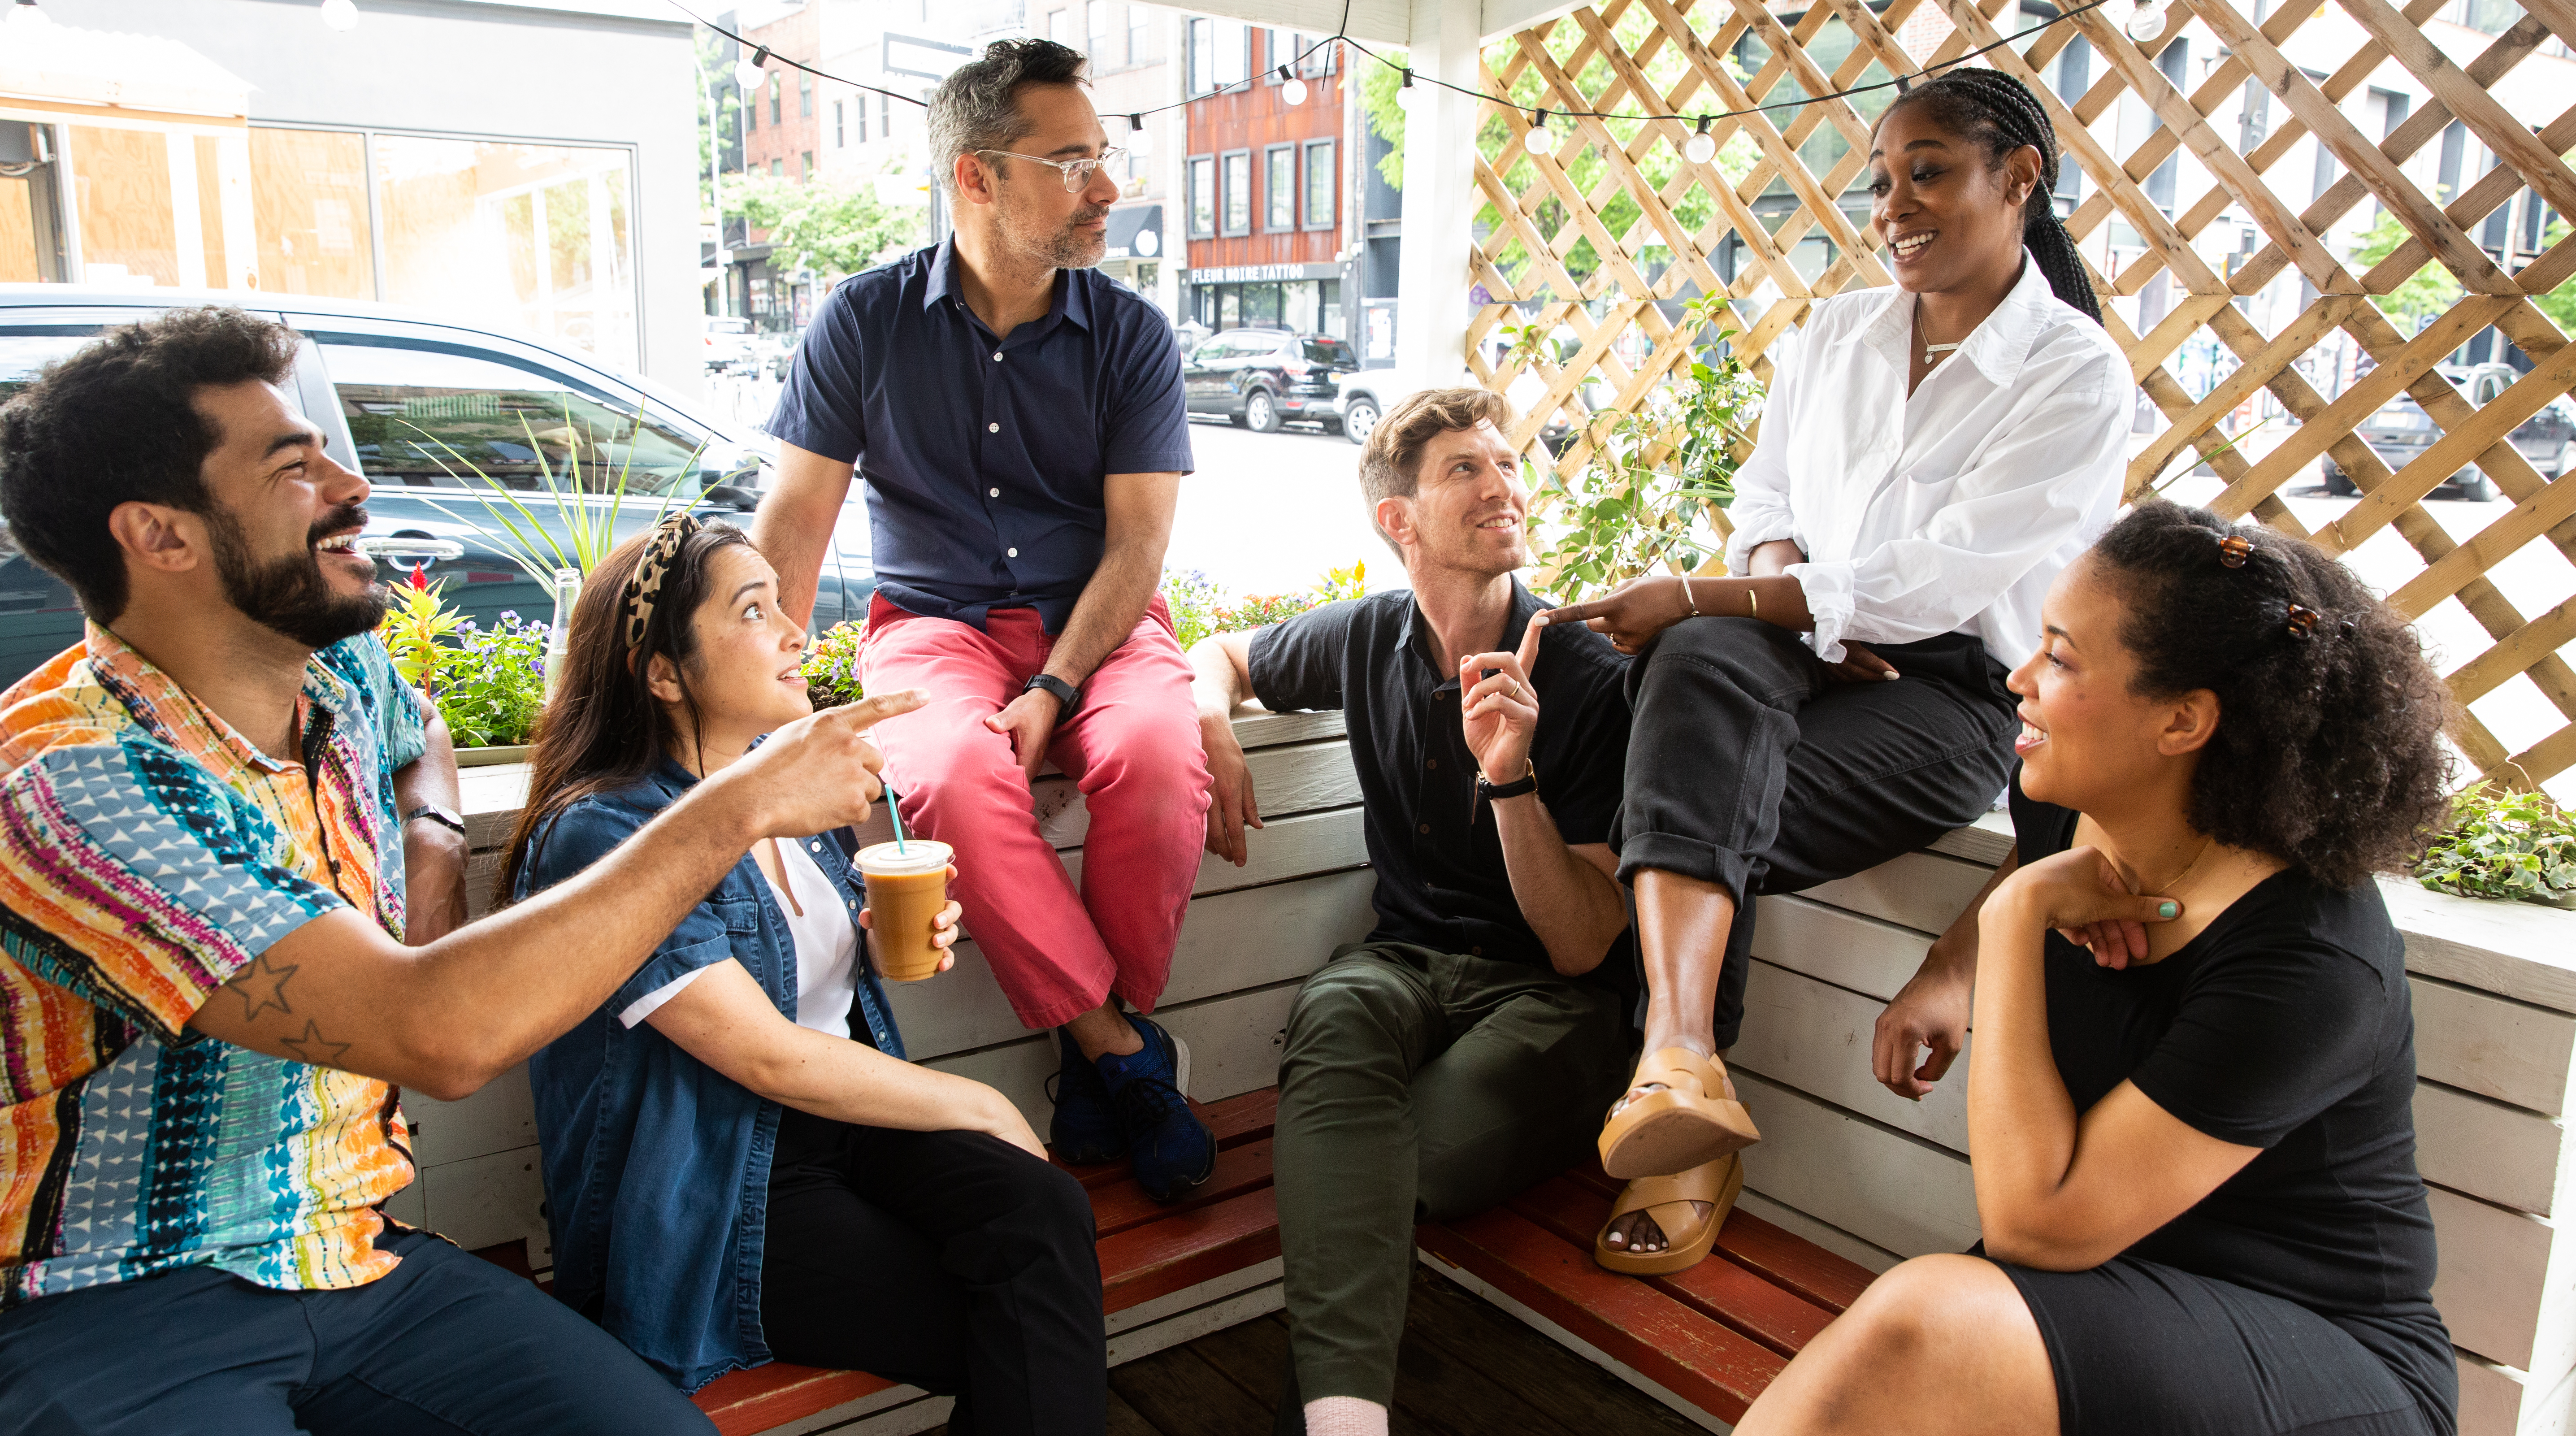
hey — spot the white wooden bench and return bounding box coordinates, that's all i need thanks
[403,709,2576,1436]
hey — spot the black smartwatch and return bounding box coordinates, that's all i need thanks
[1475,761,1539,803]
[403,803,467,837]
[1023,672,1083,716]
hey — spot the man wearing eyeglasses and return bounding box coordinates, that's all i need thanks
[757,37,1216,1203]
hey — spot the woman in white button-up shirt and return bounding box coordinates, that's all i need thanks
[1551,68,2131,1275]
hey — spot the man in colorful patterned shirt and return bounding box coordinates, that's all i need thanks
[0,309,915,1433]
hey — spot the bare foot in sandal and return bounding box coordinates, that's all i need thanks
[1599,1044,1760,1179]
[1602,1048,1731,1253]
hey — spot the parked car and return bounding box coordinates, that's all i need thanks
[1331,368,1575,456]
[703,313,755,372]
[0,286,879,690]
[1183,328,1358,434]
[2320,363,2572,502]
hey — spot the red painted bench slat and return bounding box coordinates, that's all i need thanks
[1503,1176,1839,1358]
[1419,1207,1789,1427]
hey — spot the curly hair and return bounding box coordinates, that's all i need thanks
[1877,68,2103,323]
[0,306,300,620]
[2087,500,2454,888]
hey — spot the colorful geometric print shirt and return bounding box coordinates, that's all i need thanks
[0,623,425,1310]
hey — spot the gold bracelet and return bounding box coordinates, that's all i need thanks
[1748,586,1760,620]
[1683,578,1701,618]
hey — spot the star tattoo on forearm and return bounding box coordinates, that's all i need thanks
[229,953,298,1020]
[278,1020,352,1068]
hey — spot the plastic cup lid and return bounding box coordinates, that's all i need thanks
[855,839,952,876]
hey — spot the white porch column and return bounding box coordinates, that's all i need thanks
[1394,0,1480,384]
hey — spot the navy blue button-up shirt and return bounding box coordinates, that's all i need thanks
[766,239,1195,631]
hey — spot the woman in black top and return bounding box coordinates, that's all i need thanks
[1740,500,2457,1436]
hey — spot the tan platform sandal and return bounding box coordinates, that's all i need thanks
[1593,1152,1745,1276]
[1598,1047,1761,1180]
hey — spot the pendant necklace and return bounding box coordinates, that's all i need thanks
[1913,308,1963,366]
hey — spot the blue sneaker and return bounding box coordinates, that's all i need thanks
[1047,1028,1126,1165]
[1097,1016,1216,1203]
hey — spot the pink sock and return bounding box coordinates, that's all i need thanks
[1302,1396,1389,1436]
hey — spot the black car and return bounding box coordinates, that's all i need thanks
[0,286,879,690]
[2321,363,2574,502]
[1183,328,1358,434]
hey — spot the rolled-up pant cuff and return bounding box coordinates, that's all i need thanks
[1613,832,1755,902]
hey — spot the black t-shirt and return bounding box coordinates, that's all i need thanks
[1247,582,1632,975]
[2009,778,2451,1406]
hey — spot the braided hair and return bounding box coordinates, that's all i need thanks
[1880,67,2103,322]
[2087,501,2454,888]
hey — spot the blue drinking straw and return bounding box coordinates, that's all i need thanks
[885,783,909,855]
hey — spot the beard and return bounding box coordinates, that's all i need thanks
[204,501,390,650]
[999,184,1111,270]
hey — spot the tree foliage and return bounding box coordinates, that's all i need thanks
[2350,212,2463,336]
[736,170,925,281]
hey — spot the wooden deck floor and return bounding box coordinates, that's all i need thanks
[926,1265,1704,1436]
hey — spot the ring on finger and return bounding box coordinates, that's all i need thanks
[1508,678,1523,699]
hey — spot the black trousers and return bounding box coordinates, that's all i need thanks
[759,1108,1106,1436]
[1613,619,2020,1047]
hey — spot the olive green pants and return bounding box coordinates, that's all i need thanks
[1270,941,1633,1427]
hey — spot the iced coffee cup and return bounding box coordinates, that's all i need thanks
[856,840,955,982]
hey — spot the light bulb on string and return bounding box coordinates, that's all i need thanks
[1126,114,1153,157]
[6,0,50,28]
[736,47,768,93]
[1394,68,1420,113]
[1683,115,1717,165]
[1279,65,1308,106]
[319,0,359,30]
[2124,0,2165,41]
[1524,109,1558,157]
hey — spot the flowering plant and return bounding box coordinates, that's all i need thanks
[1159,561,1372,650]
[435,613,550,748]
[802,620,867,707]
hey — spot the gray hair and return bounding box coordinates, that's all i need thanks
[928,39,1090,197]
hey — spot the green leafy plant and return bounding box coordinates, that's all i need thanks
[1315,560,1367,604]
[1524,294,1764,599]
[435,612,551,749]
[408,402,690,586]
[2414,782,2576,906]
[801,620,867,707]
[377,574,466,696]
[1162,568,1230,651]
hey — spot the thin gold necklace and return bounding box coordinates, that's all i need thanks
[2130,836,2218,899]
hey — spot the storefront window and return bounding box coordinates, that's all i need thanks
[251,127,374,299]
[372,134,639,370]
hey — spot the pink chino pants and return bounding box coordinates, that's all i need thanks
[860,594,1214,1029]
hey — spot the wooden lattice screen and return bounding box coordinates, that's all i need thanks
[1464,0,2576,791]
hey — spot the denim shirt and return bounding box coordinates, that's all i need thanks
[515,759,904,1392]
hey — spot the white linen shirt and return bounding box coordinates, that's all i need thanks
[1722,252,2129,668]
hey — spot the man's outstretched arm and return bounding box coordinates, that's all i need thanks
[753,442,857,629]
[187,692,924,1100]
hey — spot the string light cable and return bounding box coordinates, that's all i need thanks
[666,0,2119,152]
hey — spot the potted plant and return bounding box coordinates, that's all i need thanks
[376,575,550,764]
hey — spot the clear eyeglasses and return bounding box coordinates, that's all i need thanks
[974,147,1128,192]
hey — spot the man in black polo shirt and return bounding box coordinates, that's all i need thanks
[1189,389,1637,1436]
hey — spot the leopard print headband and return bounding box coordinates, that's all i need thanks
[621,513,703,650]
